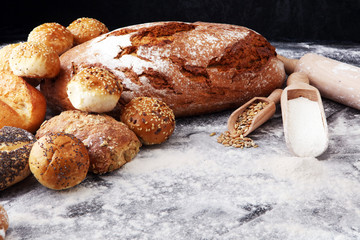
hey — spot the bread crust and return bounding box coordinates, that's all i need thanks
[28,22,73,55]
[0,126,36,191]
[67,17,109,45]
[29,132,90,190]
[36,110,141,174]
[0,71,47,133]
[0,205,8,240]
[41,21,285,117]
[121,97,175,145]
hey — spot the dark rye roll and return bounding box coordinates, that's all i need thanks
[41,21,285,117]
[0,126,36,191]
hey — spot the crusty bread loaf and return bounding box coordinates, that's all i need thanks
[41,21,285,117]
[29,132,90,190]
[0,126,36,191]
[0,71,47,133]
[36,110,141,174]
[0,205,8,240]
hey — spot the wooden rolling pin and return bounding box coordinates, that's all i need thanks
[278,53,360,110]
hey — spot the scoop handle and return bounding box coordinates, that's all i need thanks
[287,72,310,86]
[266,88,283,104]
[277,55,299,75]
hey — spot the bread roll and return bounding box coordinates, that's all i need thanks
[36,110,141,174]
[0,71,46,133]
[0,42,20,72]
[29,132,90,190]
[121,97,175,145]
[41,21,285,117]
[0,126,36,191]
[0,205,8,240]
[0,43,43,87]
[67,66,123,113]
[9,42,60,79]
[67,17,109,45]
[28,22,73,55]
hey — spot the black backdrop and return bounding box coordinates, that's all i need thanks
[0,0,359,43]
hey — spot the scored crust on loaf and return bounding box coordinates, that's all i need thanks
[41,21,285,116]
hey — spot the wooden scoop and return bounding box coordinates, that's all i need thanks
[281,72,329,157]
[227,88,283,136]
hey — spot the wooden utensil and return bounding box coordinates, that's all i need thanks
[227,88,283,136]
[281,72,329,157]
[278,53,360,110]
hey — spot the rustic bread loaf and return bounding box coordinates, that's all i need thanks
[41,21,285,117]
[36,110,141,174]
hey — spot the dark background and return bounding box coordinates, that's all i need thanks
[0,0,359,43]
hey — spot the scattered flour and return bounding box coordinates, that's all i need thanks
[261,156,325,182]
[287,97,328,157]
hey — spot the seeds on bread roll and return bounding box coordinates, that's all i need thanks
[121,97,175,145]
[0,43,21,73]
[29,132,90,190]
[41,21,285,117]
[28,22,73,55]
[36,110,141,174]
[67,66,123,113]
[67,17,109,45]
[0,71,46,133]
[9,42,60,79]
[0,205,9,240]
[0,126,36,191]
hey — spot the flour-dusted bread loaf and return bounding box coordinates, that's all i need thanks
[41,21,286,117]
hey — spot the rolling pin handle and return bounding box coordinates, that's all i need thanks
[277,55,299,75]
[287,72,310,86]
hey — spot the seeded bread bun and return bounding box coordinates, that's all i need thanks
[67,17,109,45]
[0,205,9,240]
[0,126,36,191]
[9,42,60,79]
[121,97,175,145]
[66,66,123,113]
[0,71,46,133]
[28,22,73,55]
[0,42,21,72]
[41,21,285,117]
[29,132,90,190]
[36,110,141,174]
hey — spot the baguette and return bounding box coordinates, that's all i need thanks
[41,21,285,117]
